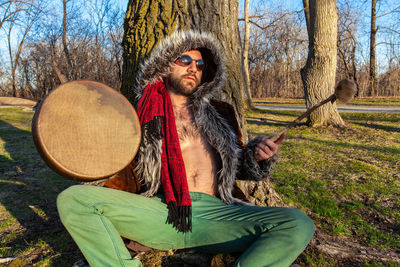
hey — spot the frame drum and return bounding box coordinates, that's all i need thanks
[32,80,141,181]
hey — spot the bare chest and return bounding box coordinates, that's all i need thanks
[174,107,219,196]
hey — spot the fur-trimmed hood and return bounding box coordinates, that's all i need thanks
[135,30,226,101]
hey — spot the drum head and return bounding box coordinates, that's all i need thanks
[32,80,141,181]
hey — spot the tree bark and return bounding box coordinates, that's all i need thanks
[121,0,247,138]
[301,0,345,127]
[369,0,378,96]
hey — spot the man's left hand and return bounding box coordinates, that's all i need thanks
[254,133,286,162]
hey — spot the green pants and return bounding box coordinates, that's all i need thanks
[57,185,314,267]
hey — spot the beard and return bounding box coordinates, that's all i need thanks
[167,74,200,96]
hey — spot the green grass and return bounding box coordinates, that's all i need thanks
[246,107,400,265]
[1,105,399,266]
[0,107,80,266]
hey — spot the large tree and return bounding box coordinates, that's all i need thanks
[301,0,345,127]
[121,0,247,137]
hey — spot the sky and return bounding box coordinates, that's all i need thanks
[1,0,399,73]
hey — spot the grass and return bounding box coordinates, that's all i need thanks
[0,107,80,266]
[246,107,400,265]
[1,105,399,266]
[253,96,400,107]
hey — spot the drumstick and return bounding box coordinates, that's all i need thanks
[270,79,357,142]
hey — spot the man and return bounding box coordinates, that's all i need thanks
[57,30,314,267]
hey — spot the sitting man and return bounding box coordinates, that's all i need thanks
[57,30,314,267]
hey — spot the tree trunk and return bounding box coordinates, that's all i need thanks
[369,0,377,96]
[121,0,247,139]
[62,0,74,80]
[241,0,253,110]
[351,42,360,97]
[301,0,345,127]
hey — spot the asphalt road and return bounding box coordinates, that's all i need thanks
[256,105,400,113]
[1,104,399,113]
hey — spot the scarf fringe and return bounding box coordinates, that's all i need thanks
[166,201,192,233]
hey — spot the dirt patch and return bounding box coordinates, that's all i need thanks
[310,227,400,265]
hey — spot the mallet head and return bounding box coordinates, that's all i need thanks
[335,79,357,103]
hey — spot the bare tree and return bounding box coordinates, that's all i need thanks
[244,7,307,99]
[367,0,400,96]
[6,0,125,98]
[62,0,74,79]
[337,1,360,95]
[0,0,31,30]
[240,0,254,109]
[4,0,42,97]
[301,0,345,127]
[369,0,378,96]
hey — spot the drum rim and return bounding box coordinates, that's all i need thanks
[32,80,141,181]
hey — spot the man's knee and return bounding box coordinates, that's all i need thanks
[285,208,315,243]
[57,185,87,224]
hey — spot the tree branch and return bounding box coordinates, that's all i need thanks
[238,8,305,21]
[376,6,400,18]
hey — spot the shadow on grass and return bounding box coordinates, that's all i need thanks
[0,119,80,265]
[342,112,400,123]
[304,135,400,156]
[252,108,303,117]
[351,122,400,133]
[245,116,288,127]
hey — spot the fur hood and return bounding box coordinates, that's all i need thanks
[135,30,226,101]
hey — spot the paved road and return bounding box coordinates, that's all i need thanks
[256,105,400,113]
[1,104,399,113]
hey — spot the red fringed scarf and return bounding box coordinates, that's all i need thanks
[136,81,192,232]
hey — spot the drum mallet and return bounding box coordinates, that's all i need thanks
[271,79,357,142]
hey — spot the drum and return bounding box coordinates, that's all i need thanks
[32,80,141,181]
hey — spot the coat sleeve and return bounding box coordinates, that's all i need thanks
[210,99,276,181]
[236,136,277,181]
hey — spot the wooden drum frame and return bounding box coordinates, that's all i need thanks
[32,80,141,181]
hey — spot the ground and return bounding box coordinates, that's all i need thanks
[0,97,399,266]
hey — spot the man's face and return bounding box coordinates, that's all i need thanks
[167,50,203,96]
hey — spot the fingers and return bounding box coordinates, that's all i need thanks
[254,134,286,161]
[254,139,275,161]
[255,144,271,160]
[274,131,286,145]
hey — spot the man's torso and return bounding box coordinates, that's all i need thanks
[173,104,219,196]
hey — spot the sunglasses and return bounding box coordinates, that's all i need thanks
[174,55,205,71]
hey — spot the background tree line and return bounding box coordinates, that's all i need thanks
[0,0,124,99]
[0,0,399,100]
